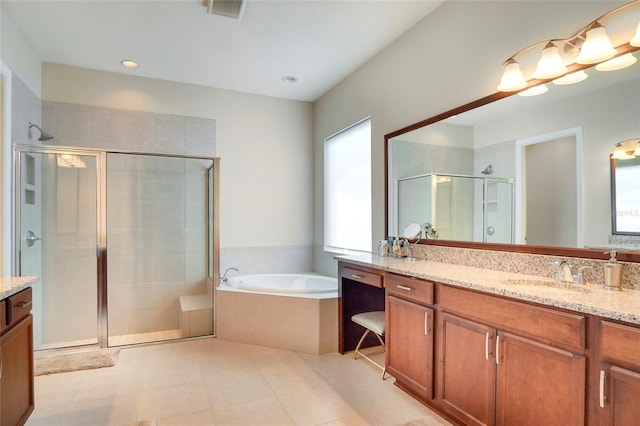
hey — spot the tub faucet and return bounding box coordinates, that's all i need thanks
[220,267,239,283]
[554,260,574,282]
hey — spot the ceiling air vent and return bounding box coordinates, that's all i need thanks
[204,0,246,20]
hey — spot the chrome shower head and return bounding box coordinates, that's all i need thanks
[481,164,493,175]
[28,122,54,141]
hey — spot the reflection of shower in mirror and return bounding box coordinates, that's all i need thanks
[481,164,493,175]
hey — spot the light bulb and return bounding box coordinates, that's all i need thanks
[497,59,527,92]
[533,42,567,79]
[611,143,634,160]
[576,24,616,64]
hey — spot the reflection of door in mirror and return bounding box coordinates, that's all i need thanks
[612,156,640,235]
[520,135,578,247]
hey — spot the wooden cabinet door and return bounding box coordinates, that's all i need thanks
[598,364,640,425]
[496,331,585,426]
[386,295,434,399]
[1,315,34,426]
[439,313,496,426]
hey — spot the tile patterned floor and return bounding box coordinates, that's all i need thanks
[26,338,452,426]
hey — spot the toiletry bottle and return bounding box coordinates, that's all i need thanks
[603,250,623,291]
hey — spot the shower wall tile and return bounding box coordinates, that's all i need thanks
[184,227,206,255]
[185,119,216,157]
[92,112,126,150]
[152,228,185,255]
[55,106,92,145]
[155,255,186,282]
[122,114,154,152]
[42,101,217,157]
[185,254,206,281]
[154,118,185,155]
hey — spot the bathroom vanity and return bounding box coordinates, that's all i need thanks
[0,277,37,426]
[338,255,640,426]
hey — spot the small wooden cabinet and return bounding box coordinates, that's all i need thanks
[385,273,434,400]
[1,287,34,426]
[597,320,640,425]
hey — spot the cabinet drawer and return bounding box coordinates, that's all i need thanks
[386,273,433,306]
[438,284,585,353]
[600,320,640,369]
[7,287,33,330]
[342,266,383,288]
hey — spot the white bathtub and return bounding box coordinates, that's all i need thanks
[219,273,338,299]
[215,273,338,354]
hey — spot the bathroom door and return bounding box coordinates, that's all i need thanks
[17,148,101,350]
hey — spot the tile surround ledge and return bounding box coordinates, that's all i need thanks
[337,253,640,326]
[0,276,39,299]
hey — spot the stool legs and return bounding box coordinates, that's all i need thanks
[353,329,386,380]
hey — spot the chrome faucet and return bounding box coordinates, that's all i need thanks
[220,267,239,283]
[554,260,574,282]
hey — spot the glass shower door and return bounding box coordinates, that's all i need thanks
[17,149,100,350]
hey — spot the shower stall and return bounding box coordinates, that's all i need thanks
[397,173,514,243]
[13,144,219,351]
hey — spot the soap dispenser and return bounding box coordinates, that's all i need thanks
[603,250,623,291]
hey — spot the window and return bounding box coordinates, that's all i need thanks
[324,118,372,253]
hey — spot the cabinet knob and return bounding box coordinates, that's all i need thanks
[396,285,412,291]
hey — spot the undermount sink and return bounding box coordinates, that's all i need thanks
[503,278,590,294]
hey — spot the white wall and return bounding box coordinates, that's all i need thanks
[0,8,41,97]
[42,64,314,272]
[313,1,623,274]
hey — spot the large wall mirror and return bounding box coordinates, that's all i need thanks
[385,46,640,262]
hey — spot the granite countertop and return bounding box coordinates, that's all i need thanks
[0,276,38,300]
[338,254,640,326]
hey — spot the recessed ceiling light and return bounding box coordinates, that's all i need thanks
[282,75,298,83]
[121,59,139,69]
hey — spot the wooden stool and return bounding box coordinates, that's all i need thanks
[351,311,386,379]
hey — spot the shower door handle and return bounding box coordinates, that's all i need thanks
[25,230,42,247]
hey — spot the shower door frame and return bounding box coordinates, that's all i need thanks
[14,144,220,350]
[14,144,107,349]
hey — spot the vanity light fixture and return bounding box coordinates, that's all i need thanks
[497,0,640,92]
[634,141,640,156]
[595,53,637,71]
[121,59,139,69]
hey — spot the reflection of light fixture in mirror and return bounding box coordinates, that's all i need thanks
[497,59,527,92]
[631,22,640,46]
[576,23,617,64]
[553,70,588,85]
[533,42,567,79]
[611,140,639,160]
[596,53,637,71]
[518,84,548,97]
[57,154,87,168]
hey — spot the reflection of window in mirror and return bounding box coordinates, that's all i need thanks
[612,156,640,235]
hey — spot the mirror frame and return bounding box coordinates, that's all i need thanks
[384,43,640,263]
[610,157,640,237]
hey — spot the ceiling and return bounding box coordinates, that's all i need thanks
[1,0,444,102]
